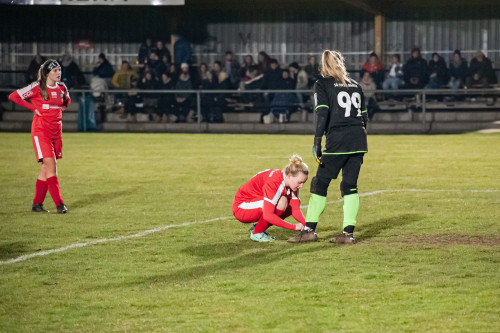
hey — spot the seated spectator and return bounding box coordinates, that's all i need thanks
[148,51,166,80]
[359,71,379,120]
[26,54,47,84]
[403,47,427,89]
[224,50,241,88]
[155,40,172,66]
[467,51,497,88]
[174,71,195,123]
[448,50,468,92]
[59,52,85,89]
[112,60,139,90]
[206,71,230,123]
[270,69,297,122]
[173,33,192,71]
[139,71,159,90]
[361,52,384,88]
[138,37,154,64]
[211,61,223,86]
[304,55,320,88]
[241,65,265,106]
[382,54,404,91]
[289,62,309,106]
[123,78,144,122]
[238,54,256,82]
[155,72,175,123]
[427,52,449,89]
[257,51,271,74]
[92,53,115,79]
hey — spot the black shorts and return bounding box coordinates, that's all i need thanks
[316,153,364,181]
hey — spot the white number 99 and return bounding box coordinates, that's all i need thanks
[338,91,362,117]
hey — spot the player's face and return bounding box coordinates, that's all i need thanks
[286,172,308,192]
[47,67,61,83]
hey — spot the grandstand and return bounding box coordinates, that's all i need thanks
[1,0,499,134]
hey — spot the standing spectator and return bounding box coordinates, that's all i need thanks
[174,71,195,123]
[382,54,404,91]
[155,72,175,123]
[427,52,449,89]
[257,51,271,74]
[148,51,166,80]
[448,50,468,92]
[271,69,297,122]
[403,47,428,89]
[138,37,154,64]
[360,52,384,88]
[224,50,241,88]
[289,62,309,105]
[92,53,115,79]
[26,54,47,84]
[468,51,497,88]
[112,60,138,90]
[359,71,379,120]
[304,55,320,88]
[155,40,172,66]
[261,59,284,112]
[207,71,230,123]
[59,52,85,89]
[196,63,213,122]
[173,34,192,71]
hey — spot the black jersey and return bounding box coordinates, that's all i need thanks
[314,77,368,154]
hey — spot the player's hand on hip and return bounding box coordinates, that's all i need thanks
[34,109,41,116]
[295,223,305,231]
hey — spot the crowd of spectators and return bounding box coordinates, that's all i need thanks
[25,42,498,123]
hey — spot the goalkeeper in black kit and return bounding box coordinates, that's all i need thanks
[288,50,368,244]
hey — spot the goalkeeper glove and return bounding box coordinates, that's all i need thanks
[313,136,323,164]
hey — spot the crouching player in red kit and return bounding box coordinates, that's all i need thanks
[232,155,308,242]
[9,59,70,213]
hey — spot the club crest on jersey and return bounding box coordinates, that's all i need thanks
[51,92,58,98]
[60,93,64,99]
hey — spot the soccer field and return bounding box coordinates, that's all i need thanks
[0,132,499,332]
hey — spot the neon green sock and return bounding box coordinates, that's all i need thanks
[342,193,359,229]
[305,194,327,223]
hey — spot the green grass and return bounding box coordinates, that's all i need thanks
[0,132,499,332]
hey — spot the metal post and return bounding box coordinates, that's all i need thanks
[197,91,202,133]
[422,90,426,133]
[82,91,87,132]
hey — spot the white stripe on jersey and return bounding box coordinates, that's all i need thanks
[34,136,43,160]
[238,200,264,210]
[17,82,40,100]
[268,173,286,206]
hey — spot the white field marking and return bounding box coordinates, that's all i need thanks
[1,189,498,266]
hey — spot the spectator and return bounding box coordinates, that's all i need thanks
[207,71,230,123]
[448,50,468,92]
[155,72,175,123]
[261,58,284,108]
[148,50,166,80]
[239,54,256,82]
[139,71,159,90]
[271,69,297,122]
[197,63,213,122]
[289,62,309,106]
[359,71,379,120]
[111,60,139,90]
[224,51,241,88]
[382,54,404,91]
[155,40,172,66]
[403,47,427,89]
[211,61,223,86]
[92,53,115,79]
[241,65,265,105]
[26,54,47,84]
[174,71,195,123]
[304,55,320,88]
[138,37,154,64]
[123,77,144,122]
[467,51,497,88]
[257,51,271,74]
[59,52,85,89]
[427,52,449,89]
[360,52,384,87]
[173,34,192,71]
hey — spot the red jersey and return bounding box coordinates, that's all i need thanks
[235,169,305,230]
[9,81,70,135]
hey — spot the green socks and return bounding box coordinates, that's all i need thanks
[342,193,359,229]
[305,194,327,223]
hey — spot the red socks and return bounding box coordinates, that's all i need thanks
[46,176,64,206]
[253,208,293,234]
[33,179,48,205]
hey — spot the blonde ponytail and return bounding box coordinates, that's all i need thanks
[320,50,352,87]
[284,154,309,176]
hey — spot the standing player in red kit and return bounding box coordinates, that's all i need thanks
[232,155,308,242]
[9,59,70,213]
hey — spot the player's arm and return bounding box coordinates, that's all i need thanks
[60,82,71,108]
[313,80,329,162]
[289,192,306,225]
[262,181,301,230]
[8,90,38,114]
[360,89,368,128]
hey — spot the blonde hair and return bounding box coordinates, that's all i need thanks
[284,154,309,176]
[320,50,352,87]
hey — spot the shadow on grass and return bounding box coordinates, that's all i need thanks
[0,242,34,260]
[69,188,139,209]
[357,213,425,242]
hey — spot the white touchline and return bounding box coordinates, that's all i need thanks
[0,189,498,266]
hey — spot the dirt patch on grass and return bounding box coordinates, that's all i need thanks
[396,235,500,246]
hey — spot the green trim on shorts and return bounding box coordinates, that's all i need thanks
[323,150,367,155]
[361,110,368,113]
[315,105,329,110]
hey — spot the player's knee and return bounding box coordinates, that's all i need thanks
[340,181,358,197]
[310,176,330,197]
[276,196,288,211]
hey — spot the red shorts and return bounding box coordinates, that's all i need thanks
[232,196,292,223]
[31,132,62,162]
